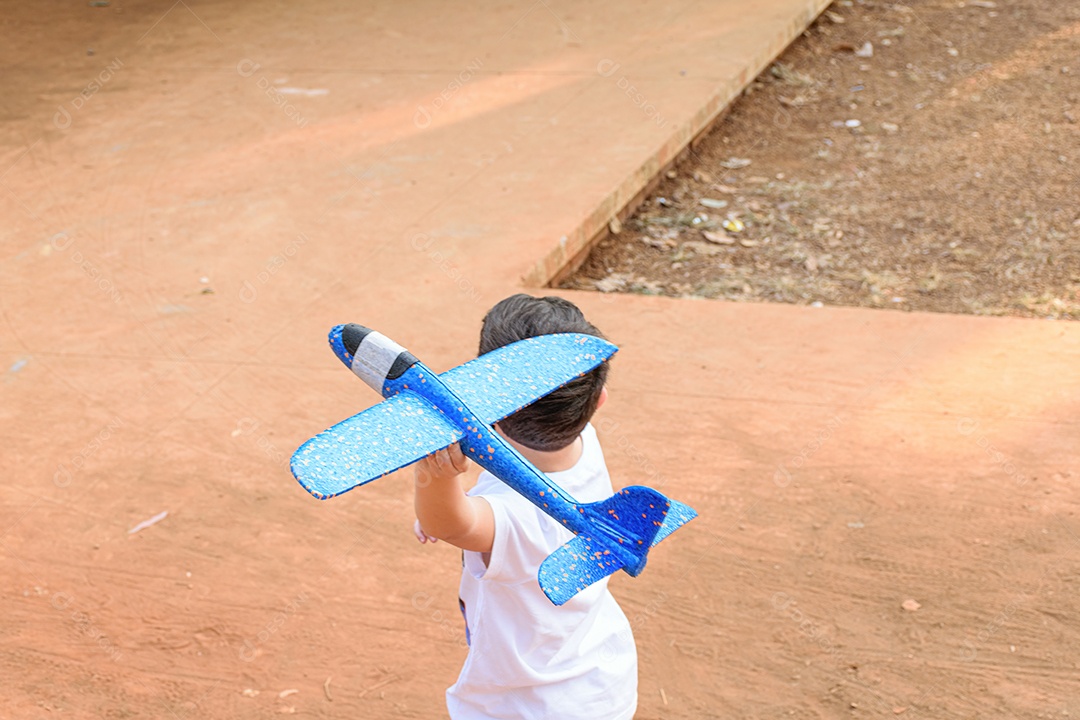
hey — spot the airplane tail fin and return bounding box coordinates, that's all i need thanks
[538,487,697,606]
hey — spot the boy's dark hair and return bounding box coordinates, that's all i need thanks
[479,294,609,452]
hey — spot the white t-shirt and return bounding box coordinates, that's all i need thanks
[446,423,638,720]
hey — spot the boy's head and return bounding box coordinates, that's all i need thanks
[480,294,608,452]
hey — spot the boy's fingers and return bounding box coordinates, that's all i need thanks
[435,448,451,469]
[417,446,466,479]
[448,443,469,473]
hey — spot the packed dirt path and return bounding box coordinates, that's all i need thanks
[2,1,1078,719]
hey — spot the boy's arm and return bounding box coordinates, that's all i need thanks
[414,444,494,553]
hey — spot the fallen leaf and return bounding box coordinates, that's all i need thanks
[595,276,627,293]
[279,689,299,699]
[699,198,728,209]
[779,94,811,108]
[738,238,759,248]
[682,240,725,256]
[702,231,734,245]
[720,157,752,170]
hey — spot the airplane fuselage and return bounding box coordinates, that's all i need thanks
[384,361,596,538]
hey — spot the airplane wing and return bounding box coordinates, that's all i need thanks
[291,391,462,499]
[440,333,618,426]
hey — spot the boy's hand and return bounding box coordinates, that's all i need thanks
[413,442,493,553]
[413,518,438,544]
[415,444,470,487]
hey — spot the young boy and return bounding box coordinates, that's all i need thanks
[412,294,637,720]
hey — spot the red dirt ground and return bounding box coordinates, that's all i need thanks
[2,2,1079,719]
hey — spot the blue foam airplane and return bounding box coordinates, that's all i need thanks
[290,324,697,605]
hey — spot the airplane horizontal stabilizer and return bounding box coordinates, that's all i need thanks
[651,498,698,546]
[538,532,625,606]
[538,486,690,605]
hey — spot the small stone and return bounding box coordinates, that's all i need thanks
[699,198,728,209]
[855,42,874,58]
[901,599,921,612]
[242,689,260,698]
[737,238,758,248]
[665,170,677,179]
[845,119,862,128]
[882,122,900,134]
[608,217,622,234]
[825,10,845,23]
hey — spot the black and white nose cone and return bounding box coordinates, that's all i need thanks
[334,323,418,393]
[340,324,372,357]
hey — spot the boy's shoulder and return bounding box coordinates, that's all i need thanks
[470,423,611,505]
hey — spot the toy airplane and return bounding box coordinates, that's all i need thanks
[291,324,697,605]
